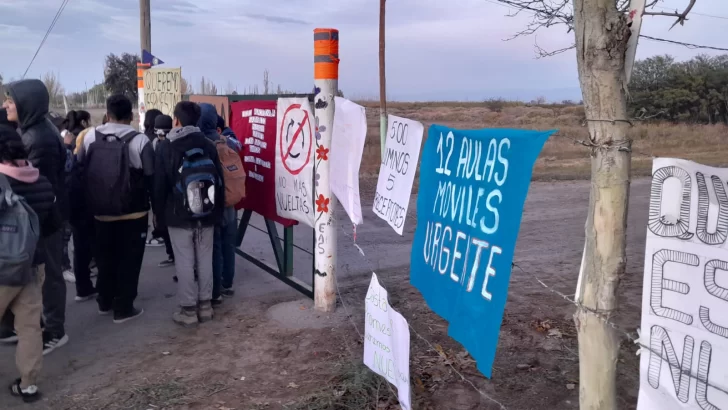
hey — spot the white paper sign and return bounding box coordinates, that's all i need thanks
[275,98,315,227]
[625,0,646,84]
[364,273,411,410]
[372,115,424,235]
[330,97,367,225]
[638,158,728,409]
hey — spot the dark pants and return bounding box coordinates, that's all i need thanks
[95,216,147,314]
[152,215,174,260]
[72,218,96,296]
[213,207,237,298]
[61,223,72,271]
[42,231,66,335]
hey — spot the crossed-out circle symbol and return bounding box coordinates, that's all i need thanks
[279,104,312,175]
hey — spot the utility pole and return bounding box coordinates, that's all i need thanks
[137,0,151,130]
[379,0,387,159]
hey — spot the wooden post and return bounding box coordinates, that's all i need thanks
[138,0,151,131]
[573,0,632,408]
[379,0,387,159]
[313,28,340,312]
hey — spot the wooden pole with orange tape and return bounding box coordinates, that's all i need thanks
[137,0,151,131]
[313,28,339,312]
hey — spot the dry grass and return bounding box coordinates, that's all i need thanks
[356,101,728,183]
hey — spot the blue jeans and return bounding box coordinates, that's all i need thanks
[213,207,237,298]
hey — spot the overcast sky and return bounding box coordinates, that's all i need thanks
[1,0,726,101]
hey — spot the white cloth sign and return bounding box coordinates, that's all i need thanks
[372,115,424,235]
[143,67,182,116]
[275,98,315,227]
[330,97,367,225]
[364,273,411,410]
[638,158,728,409]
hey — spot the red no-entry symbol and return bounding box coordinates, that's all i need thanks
[279,103,313,175]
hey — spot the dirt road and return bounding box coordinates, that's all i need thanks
[0,178,650,410]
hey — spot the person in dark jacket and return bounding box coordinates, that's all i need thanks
[143,109,162,142]
[151,114,175,268]
[197,104,237,305]
[155,102,224,327]
[0,125,61,403]
[76,95,154,324]
[2,79,69,354]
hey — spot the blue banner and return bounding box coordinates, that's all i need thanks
[410,125,554,377]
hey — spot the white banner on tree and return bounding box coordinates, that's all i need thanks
[364,273,411,410]
[637,158,728,409]
[372,115,424,235]
[330,97,367,225]
[275,98,315,227]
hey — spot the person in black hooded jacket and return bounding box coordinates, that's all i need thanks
[2,79,69,354]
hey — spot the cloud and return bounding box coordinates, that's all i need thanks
[0,0,725,100]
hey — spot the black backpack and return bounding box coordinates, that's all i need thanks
[172,146,220,221]
[84,130,139,216]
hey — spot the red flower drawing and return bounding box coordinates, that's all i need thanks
[316,194,330,213]
[316,145,329,161]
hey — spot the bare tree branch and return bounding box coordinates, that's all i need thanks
[534,37,576,57]
[643,0,696,29]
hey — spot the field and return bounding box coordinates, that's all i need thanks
[22,102,726,410]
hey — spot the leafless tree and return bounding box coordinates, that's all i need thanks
[263,69,270,95]
[180,76,194,95]
[199,76,218,95]
[42,71,64,108]
[224,81,236,95]
[492,0,698,408]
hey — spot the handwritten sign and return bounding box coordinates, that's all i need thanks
[637,158,728,409]
[373,115,423,235]
[143,67,181,116]
[275,98,315,227]
[410,125,552,377]
[330,97,367,225]
[364,273,411,410]
[230,100,296,226]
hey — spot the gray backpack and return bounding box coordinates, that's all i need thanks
[0,175,40,286]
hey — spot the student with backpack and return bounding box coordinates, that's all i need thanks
[153,102,224,327]
[76,95,154,324]
[151,114,175,268]
[0,125,61,403]
[198,104,246,305]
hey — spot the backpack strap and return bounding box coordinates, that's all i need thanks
[184,148,205,158]
[0,174,15,208]
[120,130,140,144]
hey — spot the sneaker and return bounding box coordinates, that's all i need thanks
[173,307,198,327]
[75,290,98,302]
[62,269,76,283]
[221,287,235,298]
[42,332,69,355]
[0,328,18,344]
[98,300,112,316]
[198,301,214,323]
[9,378,41,403]
[158,258,175,268]
[211,296,223,307]
[113,308,144,324]
[146,237,165,247]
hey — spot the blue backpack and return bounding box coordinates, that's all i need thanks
[173,148,220,220]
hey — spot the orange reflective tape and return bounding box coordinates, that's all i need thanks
[314,28,339,80]
[137,80,144,88]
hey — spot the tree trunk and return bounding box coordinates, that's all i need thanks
[572,0,632,409]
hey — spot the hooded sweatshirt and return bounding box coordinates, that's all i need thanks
[4,79,68,219]
[197,103,221,142]
[153,125,225,228]
[0,159,60,282]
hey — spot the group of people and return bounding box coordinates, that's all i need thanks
[0,79,246,402]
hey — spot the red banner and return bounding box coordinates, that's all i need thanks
[231,100,297,227]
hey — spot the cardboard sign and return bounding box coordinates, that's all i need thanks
[410,125,553,377]
[373,115,424,235]
[189,95,230,126]
[637,158,728,409]
[143,67,181,116]
[364,273,411,410]
[275,98,316,227]
[330,97,367,225]
[229,100,296,226]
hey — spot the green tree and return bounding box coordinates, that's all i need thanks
[104,53,139,101]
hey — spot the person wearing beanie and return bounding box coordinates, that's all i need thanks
[0,124,61,402]
[148,114,175,267]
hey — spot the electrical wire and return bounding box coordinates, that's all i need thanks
[22,0,71,79]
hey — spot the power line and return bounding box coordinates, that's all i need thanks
[22,0,71,79]
[640,35,728,52]
[653,6,728,21]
